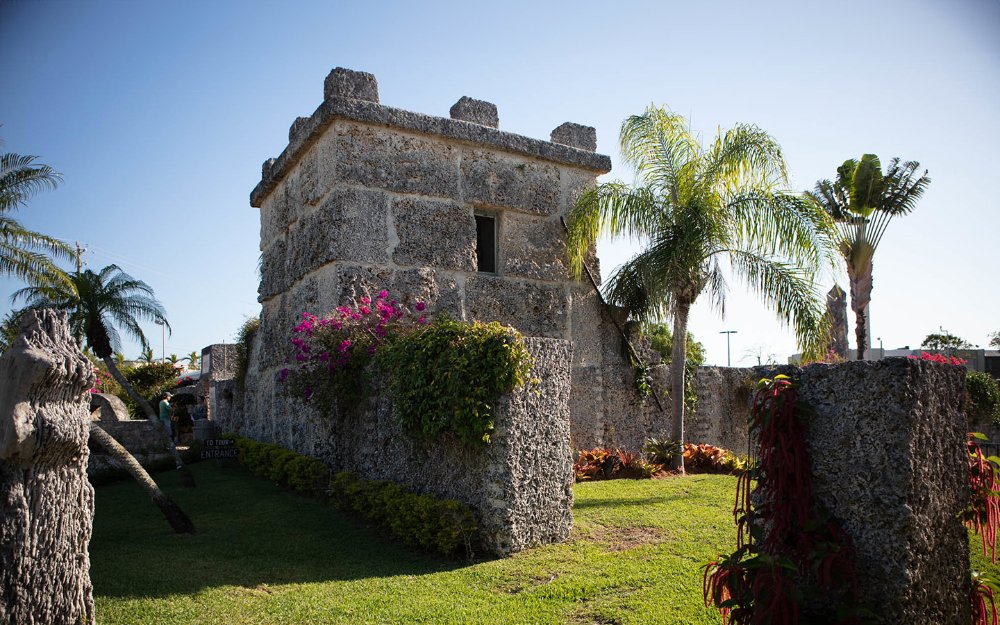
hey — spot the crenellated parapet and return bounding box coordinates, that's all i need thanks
[251,67,609,208]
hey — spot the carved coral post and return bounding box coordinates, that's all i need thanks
[0,310,97,625]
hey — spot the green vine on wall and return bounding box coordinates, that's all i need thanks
[379,316,534,446]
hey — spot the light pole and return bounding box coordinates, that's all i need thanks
[720,330,738,367]
[155,321,165,362]
[877,336,884,360]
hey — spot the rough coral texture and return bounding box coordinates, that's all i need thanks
[219,337,574,556]
[86,420,173,480]
[0,310,96,625]
[797,359,969,624]
[89,392,130,422]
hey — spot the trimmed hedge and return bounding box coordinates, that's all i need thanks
[226,434,479,558]
[229,435,330,498]
[329,471,478,559]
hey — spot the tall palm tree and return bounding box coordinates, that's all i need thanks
[807,155,930,360]
[12,264,192,477]
[567,106,835,472]
[0,149,74,282]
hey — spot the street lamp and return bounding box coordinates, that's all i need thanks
[720,330,738,367]
[877,337,884,359]
[154,321,165,362]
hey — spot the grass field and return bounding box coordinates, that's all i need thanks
[90,462,999,624]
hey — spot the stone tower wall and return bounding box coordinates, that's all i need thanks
[247,67,663,453]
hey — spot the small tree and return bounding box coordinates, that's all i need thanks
[567,106,835,472]
[921,328,971,353]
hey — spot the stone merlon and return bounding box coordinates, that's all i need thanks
[250,67,611,207]
[449,96,499,129]
[550,122,597,152]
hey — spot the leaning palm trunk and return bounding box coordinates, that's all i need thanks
[847,261,873,361]
[89,423,195,534]
[100,356,193,485]
[670,302,691,473]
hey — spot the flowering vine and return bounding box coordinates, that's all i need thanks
[281,290,426,412]
[279,289,533,446]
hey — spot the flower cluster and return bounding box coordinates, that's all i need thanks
[908,351,967,366]
[280,290,427,408]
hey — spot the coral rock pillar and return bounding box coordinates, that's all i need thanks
[0,310,97,625]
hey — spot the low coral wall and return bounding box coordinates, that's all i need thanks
[573,363,757,455]
[87,419,173,480]
[219,337,574,556]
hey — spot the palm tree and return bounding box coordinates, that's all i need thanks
[567,106,834,472]
[137,347,155,363]
[12,264,193,478]
[0,148,74,283]
[807,155,930,360]
[184,350,200,369]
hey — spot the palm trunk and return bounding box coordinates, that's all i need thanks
[847,261,873,361]
[671,302,690,474]
[89,423,195,534]
[101,356,194,486]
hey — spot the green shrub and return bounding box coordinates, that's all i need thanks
[378,316,534,446]
[227,434,330,498]
[328,471,479,559]
[968,372,1000,425]
[641,324,705,412]
[228,435,479,558]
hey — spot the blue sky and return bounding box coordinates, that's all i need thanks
[1,0,998,365]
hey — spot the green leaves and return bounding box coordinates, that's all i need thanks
[378,316,533,446]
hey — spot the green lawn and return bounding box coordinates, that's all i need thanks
[90,463,998,624]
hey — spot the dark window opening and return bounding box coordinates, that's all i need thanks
[475,214,497,273]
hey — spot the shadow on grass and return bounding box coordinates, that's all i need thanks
[89,462,469,599]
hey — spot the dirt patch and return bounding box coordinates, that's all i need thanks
[576,524,670,551]
[501,573,559,595]
[230,583,275,596]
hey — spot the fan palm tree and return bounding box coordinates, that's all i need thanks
[807,155,930,360]
[12,264,193,478]
[567,106,835,472]
[0,149,74,283]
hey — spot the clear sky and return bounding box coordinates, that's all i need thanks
[1,0,997,365]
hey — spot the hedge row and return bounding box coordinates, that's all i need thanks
[229,435,330,497]
[329,472,479,559]
[226,434,479,559]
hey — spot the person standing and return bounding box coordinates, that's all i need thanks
[158,392,173,440]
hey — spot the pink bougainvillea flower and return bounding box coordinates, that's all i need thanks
[338,339,352,353]
[360,296,371,305]
[414,301,426,312]
[418,316,427,325]
[278,368,290,382]
[378,290,388,299]
[303,386,313,400]
[360,306,371,315]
